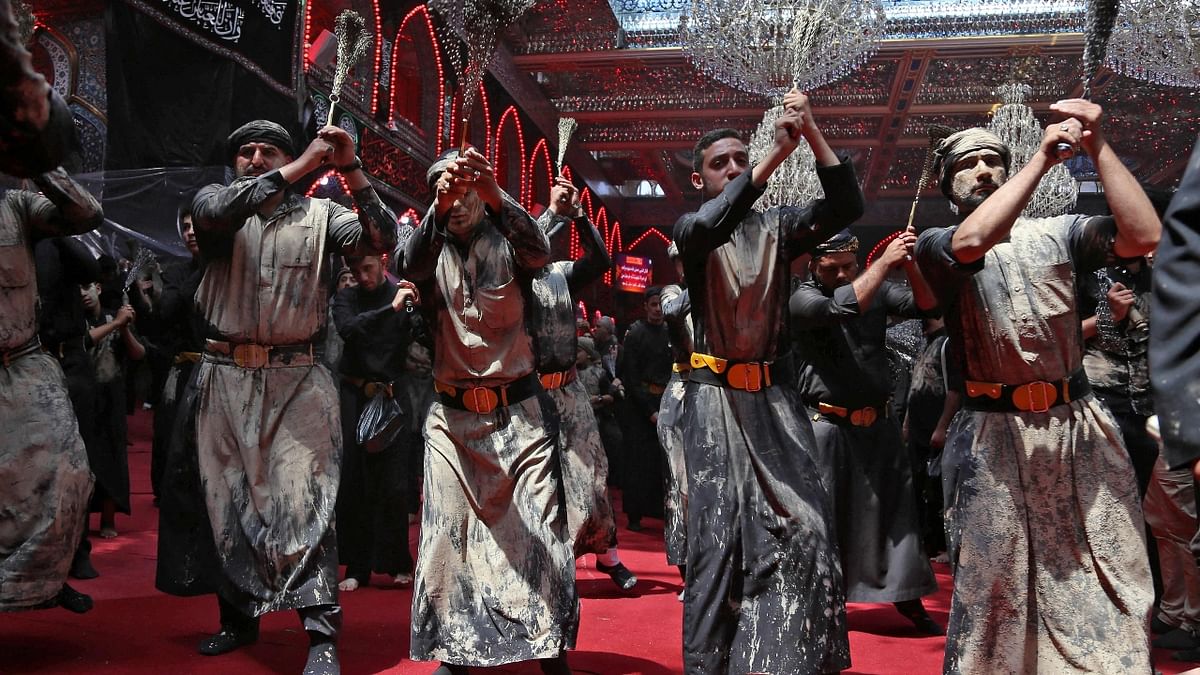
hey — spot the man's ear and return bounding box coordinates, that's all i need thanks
[691,171,703,191]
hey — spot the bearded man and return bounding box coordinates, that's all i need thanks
[914,101,1158,673]
[190,119,397,674]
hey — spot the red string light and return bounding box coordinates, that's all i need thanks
[527,138,553,210]
[493,105,528,203]
[305,170,355,211]
[369,0,382,115]
[390,5,445,153]
[865,230,901,268]
[628,227,671,250]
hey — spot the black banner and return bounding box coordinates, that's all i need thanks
[105,1,301,170]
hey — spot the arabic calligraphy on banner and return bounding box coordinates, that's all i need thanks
[159,0,290,42]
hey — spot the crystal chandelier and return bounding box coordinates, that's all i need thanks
[679,0,887,97]
[987,83,1079,219]
[748,106,824,212]
[1105,0,1200,88]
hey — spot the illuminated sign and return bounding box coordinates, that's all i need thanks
[615,253,652,294]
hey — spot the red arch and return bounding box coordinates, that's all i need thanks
[865,229,902,268]
[628,227,671,250]
[390,5,445,152]
[493,105,528,202]
[527,138,554,209]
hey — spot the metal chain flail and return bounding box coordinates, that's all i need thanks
[429,0,535,150]
[326,10,373,127]
[556,117,578,174]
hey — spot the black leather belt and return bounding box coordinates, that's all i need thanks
[963,369,1091,413]
[2,336,41,368]
[434,372,541,414]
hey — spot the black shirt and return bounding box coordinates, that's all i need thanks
[332,278,417,382]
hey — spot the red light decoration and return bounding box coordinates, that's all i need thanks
[527,137,553,210]
[628,227,671,250]
[399,207,421,226]
[865,229,901,268]
[306,170,355,211]
[391,5,445,153]
[369,0,382,115]
[477,81,492,161]
[493,105,528,202]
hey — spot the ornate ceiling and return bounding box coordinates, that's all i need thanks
[502,0,1200,227]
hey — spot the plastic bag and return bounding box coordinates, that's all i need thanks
[356,389,406,453]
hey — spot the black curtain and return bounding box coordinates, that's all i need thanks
[105,0,300,170]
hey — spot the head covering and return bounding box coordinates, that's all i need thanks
[226,120,294,163]
[934,128,1011,200]
[645,285,663,301]
[667,241,679,260]
[577,336,600,362]
[813,229,860,258]
[337,266,353,281]
[426,149,462,190]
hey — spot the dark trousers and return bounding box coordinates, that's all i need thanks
[621,410,664,522]
[336,382,413,580]
[1108,408,1165,603]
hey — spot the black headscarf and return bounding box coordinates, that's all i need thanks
[225,120,295,163]
[813,229,860,258]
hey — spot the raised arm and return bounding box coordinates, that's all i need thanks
[22,168,103,240]
[950,124,1079,264]
[193,133,334,239]
[1051,99,1159,257]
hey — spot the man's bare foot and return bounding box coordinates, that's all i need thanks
[393,573,413,587]
[338,578,361,592]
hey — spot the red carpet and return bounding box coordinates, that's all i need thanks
[1,409,1195,674]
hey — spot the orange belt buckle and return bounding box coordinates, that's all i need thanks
[850,406,878,427]
[1014,380,1057,413]
[232,344,271,369]
[364,382,393,399]
[729,362,763,392]
[463,386,499,414]
[540,371,564,390]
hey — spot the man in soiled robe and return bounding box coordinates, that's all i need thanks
[190,120,397,674]
[673,88,863,674]
[405,148,576,675]
[913,104,1158,673]
[790,229,941,634]
[657,244,691,585]
[532,175,634,590]
[1,167,101,614]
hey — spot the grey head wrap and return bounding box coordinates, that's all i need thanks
[426,149,461,191]
[226,120,295,163]
[934,128,1011,200]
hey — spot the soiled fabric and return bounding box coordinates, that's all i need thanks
[791,279,937,603]
[0,174,100,611]
[530,210,615,557]
[674,159,863,674]
[155,361,219,596]
[917,215,1153,674]
[657,283,692,566]
[404,194,576,667]
[191,170,396,617]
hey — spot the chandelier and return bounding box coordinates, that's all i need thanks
[987,83,1079,219]
[747,106,824,212]
[679,0,887,97]
[1104,0,1200,88]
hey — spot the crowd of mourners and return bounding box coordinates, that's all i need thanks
[7,1,1200,673]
